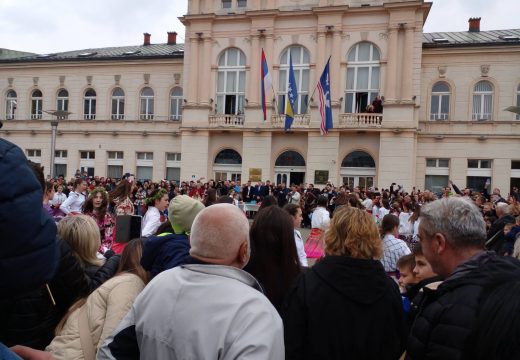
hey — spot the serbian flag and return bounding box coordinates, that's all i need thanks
[261,49,272,121]
[318,57,333,135]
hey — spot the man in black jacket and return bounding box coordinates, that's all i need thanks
[407,197,520,360]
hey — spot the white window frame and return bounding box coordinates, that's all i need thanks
[345,42,380,113]
[5,90,17,120]
[169,87,183,120]
[467,159,492,177]
[27,149,42,158]
[111,88,125,120]
[84,89,97,120]
[31,90,43,119]
[278,46,310,115]
[472,81,493,121]
[140,87,154,120]
[136,152,153,161]
[166,152,181,181]
[426,158,450,176]
[216,48,246,115]
[430,82,450,120]
[107,151,124,160]
[56,89,69,116]
[237,0,247,7]
[222,0,232,8]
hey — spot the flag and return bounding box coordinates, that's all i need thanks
[318,57,333,135]
[285,53,298,130]
[260,49,272,121]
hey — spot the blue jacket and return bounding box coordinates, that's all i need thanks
[141,232,191,277]
[0,139,59,298]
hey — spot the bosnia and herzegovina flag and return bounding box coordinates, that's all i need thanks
[285,53,298,131]
[261,49,272,121]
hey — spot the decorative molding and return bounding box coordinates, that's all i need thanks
[59,75,65,86]
[174,73,181,85]
[360,32,368,41]
[7,77,13,87]
[86,75,93,86]
[144,73,150,84]
[341,32,350,40]
[213,39,220,47]
[379,32,389,40]
[229,38,236,46]
[291,34,299,43]
[480,64,490,77]
[438,65,447,78]
[114,74,121,85]
[33,77,39,86]
[242,37,252,44]
[273,35,282,42]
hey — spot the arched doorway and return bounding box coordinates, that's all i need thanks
[213,149,242,182]
[340,151,376,190]
[274,150,306,185]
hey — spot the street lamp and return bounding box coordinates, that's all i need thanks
[44,110,71,179]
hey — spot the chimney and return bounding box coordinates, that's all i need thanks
[167,31,177,45]
[143,32,151,46]
[468,17,481,32]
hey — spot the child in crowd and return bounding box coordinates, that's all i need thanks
[396,254,418,291]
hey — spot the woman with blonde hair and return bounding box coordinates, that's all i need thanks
[283,206,407,360]
[58,215,120,284]
[46,238,149,359]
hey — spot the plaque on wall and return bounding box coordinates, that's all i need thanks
[314,170,329,185]
[249,168,262,182]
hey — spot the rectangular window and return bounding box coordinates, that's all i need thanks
[166,167,181,182]
[466,176,489,192]
[80,151,95,159]
[425,175,449,194]
[468,159,491,169]
[55,150,68,158]
[84,99,96,120]
[166,153,181,161]
[107,151,124,160]
[512,160,520,170]
[27,149,42,157]
[112,98,125,120]
[426,159,449,168]
[237,0,247,7]
[136,166,153,181]
[107,165,123,179]
[54,164,67,178]
[31,99,43,119]
[222,0,231,8]
[136,152,153,160]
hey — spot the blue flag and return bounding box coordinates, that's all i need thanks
[318,57,333,135]
[285,53,298,130]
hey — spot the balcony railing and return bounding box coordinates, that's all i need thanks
[209,114,245,127]
[270,114,310,128]
[338,113,383,128]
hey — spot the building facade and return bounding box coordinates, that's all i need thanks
[1,0,519,194]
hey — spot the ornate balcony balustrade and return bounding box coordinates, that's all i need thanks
[338,113,383,128]
[208,114,245,127]
[270,114,310,128]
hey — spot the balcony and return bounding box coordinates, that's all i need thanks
[270,114,310,128]
[337,113,383,128]
[208,114,245,127]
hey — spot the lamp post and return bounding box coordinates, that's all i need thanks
[44,110,71,179]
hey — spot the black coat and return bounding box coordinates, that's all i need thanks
[282,255,407,360]
[406,252,520,360]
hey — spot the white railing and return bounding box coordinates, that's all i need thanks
[208,114,245,127]
[270,114,310,128]
[338,113,383,128]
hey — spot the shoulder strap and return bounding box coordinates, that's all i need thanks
[78,305,96,360]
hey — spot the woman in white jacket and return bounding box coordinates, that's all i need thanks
[46,238,149,360]
[60,178,87,215]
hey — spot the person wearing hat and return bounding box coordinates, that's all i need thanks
[140,195,205,277]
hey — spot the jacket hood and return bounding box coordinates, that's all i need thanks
[312,255,393,305]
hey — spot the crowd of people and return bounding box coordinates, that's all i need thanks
[1,135,520,359]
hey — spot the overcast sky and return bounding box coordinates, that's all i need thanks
[1,0,519,54]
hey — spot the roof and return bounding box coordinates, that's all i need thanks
[423,29,520,48]
[0,43,185,64]
[0,48,36,60]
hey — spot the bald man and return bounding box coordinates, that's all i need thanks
[99,204,284,360]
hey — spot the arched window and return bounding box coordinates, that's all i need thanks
[278,46,310,115]
[214,149,242,164]
[516,84,520,120]
[84,88,96,120]
[275,150,306,166]
[140,87,154,120]
[31,89,43,119]
[111,87,125,120]
[472,81,493,120]
[5,90,17,120]
[217,48,246,115]
[56,89,69,119]
[341,151,376,168]
[170,87,183,120]
[430,82,450,120]
[345,42,380,113]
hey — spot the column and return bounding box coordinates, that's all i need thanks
[249,35,260,107]
[316,31,326,81]
[402,27,414,101]
[188,37,200,105]
[385,27,399,101]
[200,37,213,106]
[331,30,342,104]
[265,34,275,108]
